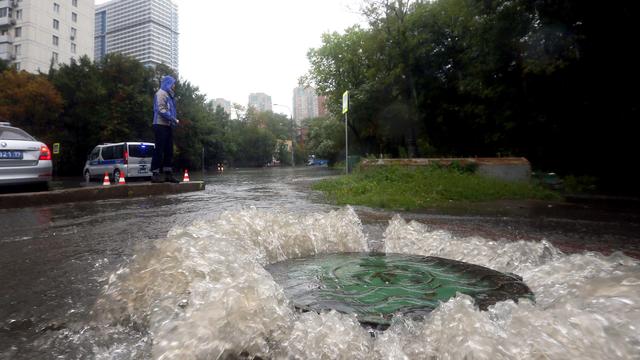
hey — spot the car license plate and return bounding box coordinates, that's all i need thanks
[0,150,23,160]
[138,165,148,174]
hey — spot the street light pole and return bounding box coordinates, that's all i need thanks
[273,103,294,167]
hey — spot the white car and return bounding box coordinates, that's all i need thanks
[0,122,53,189]
[83,142,155,183]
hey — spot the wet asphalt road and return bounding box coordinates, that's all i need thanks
[1,167,639,358]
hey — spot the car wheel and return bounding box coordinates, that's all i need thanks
[113,169,121,184]
[84,170,91,183]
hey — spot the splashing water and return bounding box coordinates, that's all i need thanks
[90,207,640,359]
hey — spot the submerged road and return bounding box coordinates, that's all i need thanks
[1,167,639,359]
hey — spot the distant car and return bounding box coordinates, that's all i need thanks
[83,142,155,183]
[307,158,329,166]
[0,122,52,188]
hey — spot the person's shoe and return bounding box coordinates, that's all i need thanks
[151,172,165,183]
[165,172,180,183]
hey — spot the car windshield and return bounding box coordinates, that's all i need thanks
[129,144,154,158]
[0,127,35,141]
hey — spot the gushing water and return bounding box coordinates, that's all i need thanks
[84,207,640,359]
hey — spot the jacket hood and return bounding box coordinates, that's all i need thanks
[160,75,176,93]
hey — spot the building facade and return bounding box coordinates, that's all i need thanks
[293,86,319,123]
[248,92,272,112]
[95,0,178,71]
[212,98,231,115]
[1,0,94,73]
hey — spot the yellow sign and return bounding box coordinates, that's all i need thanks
[342,91,349,114]
[52,143,60,154]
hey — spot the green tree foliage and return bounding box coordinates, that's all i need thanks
[1,53,295,174]
[304,116,344,162]
[0,69,63,143]
[307,0,639,193]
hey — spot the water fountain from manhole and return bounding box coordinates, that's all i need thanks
[266,253,534,330]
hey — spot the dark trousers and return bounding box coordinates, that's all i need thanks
[151,124,173,173]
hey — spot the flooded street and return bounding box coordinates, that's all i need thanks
[1,167,639,359]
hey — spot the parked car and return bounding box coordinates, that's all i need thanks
[83,142,155,183]
[0,122,53,189]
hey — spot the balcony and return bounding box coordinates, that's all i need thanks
[0,32,12,43]
[0,0,19,8]
[0,17,16,28]
[0,49,15,61]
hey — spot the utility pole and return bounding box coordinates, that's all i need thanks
[342,91,349,174]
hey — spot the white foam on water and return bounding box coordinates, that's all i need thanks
[93,209,640,359]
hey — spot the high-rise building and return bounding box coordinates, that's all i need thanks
[293,86,319,123]
[95,0,178,71]
[248,92,272,112]
[1,0,94,73]
[317,95,328,117]
[212,98,231,115]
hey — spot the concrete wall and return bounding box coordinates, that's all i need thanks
[360,157,531,183]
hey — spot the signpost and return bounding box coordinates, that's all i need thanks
[342,91,349,174]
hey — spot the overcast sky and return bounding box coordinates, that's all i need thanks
[96,0,365,117]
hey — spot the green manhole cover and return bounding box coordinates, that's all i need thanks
[266,253,533,328]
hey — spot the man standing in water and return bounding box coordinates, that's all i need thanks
[151,75,181,183]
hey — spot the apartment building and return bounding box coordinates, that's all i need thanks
[212,98,232,115]
[248,92,272,113]
[0,0,94,73]
[95,0,178,71]
[293,86,319,123]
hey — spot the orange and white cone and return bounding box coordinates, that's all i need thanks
[118,170,126,184]
[182,169,190,182]
[102,172,110,186]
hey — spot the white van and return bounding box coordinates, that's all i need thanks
[83,142,155,183]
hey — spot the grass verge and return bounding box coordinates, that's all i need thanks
[313,166,561,210]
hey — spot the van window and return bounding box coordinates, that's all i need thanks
[129,144,154,158]
[89,148,100,160]
[101,146,114,160]
[113,145,124,159]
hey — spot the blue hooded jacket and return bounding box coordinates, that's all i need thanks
[153,75,178,127]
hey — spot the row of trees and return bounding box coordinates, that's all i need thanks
[304,0,638,193]
[0,55,299,175]
[2,0,637,192]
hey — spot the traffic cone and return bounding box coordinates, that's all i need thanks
[183,169,190,182]
[118,170,126,184]
[102,172,110,186]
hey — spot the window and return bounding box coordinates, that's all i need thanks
[71,43,76,54]
[14,44,21,56]
[0,8,7,17]
[14,27,21,37]
[129,144,155,158]
[52,35,59,46]
[72,12,77,23]
[72,0,78,7]
[89,148,100,161]
[70,27,76,39]
[15,62,20,71]
[101,146,115,160]
[53,3,60,13]
[52,52,58,63]
[16,9,22,20]
[0,128,34,141]
[53,19,59,29]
